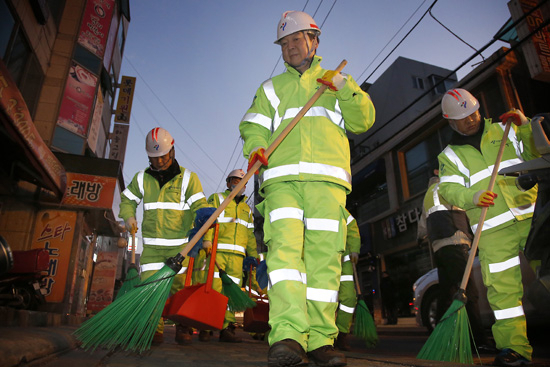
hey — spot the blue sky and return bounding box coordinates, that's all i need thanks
[118,0,511,250]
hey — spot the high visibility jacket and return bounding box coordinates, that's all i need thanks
[239,56,375,194]
[423,182,472,252]
[207,190,258,258]
[119,167,209,249]
[438,118,539,235]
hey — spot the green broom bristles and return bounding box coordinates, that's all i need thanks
[416,298,473,364]
[353,298,378,347]
[115,265,140,300]
[74,260,180,353]
[219,269,257,311]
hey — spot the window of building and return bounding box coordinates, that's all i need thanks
[117,18,126,54]
[73,44,101,76]
[399,123,452,199]
[46,0,66,27]
[430,74,455,95]
[349,159,389,221]
[412,76,424,90]
[1,0,45,116]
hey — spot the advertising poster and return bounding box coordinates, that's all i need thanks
[87,252,118,312]
[57,62,98,136]
[31,210,77,303]
[87,90,104,154]
[77,0,116,58]
[62,172,117,209]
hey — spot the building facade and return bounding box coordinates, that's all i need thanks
[1,0,131,316]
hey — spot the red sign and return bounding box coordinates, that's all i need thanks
[57,62,98,136]
[0,59,66,197]
[62,172,117,209]
[87,252,118,311]
[77,0,116,59]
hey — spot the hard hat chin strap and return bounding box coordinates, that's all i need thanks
[296,31,316,70]
[448,120,469,136]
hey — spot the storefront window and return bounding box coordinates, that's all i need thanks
[350,159,389,221]
[0,0,15,58]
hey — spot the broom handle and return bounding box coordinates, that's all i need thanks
[205,223,220,291]
[130,230,136,264]
[352,261,362,296]
[176,60,348,260]
[459,120,512,290]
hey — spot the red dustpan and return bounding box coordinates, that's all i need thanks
[243,264,270,333]
[164,224,228,330]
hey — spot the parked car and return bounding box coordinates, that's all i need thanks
[412,252,546,332]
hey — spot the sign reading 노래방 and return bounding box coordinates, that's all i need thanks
[62,172,117,209]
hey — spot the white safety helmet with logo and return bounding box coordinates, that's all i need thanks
[441,88,480,120]
[145,127,174,157]
[274,10,321,44]
[226,169,245,182]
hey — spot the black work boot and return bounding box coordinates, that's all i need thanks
[219,323,242,343]
[307,345,347,366]
[198,330,212,342]
[175,324,192,345]
[268,339,308,367]
[334,332,351,351]
[493,348,532,366]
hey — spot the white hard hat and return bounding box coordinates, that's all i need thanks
[441,88,480,120]
[146,127,174,157]
[227,169,245,181]
[275,11,321,44]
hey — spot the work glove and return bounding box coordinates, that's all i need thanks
[350,252,359,264]
[125,217,138,233]
[317,70,346,91]
[188,207,217,258]
[499,108,528,126]
[256,260,268,289]
[473,190,498,207]
[243,256,259,271]
[248,147,268,174]
[202,240,212,257]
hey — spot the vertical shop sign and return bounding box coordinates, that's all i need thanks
[114,76,136,123]
[57,62,98,136]
[87,90,103,154]
[87,252,118,311]
[31,210,77,303]
[77,0,116,58]
[109,123,129,162]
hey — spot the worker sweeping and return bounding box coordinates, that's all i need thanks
[334,210,360,351]
[437,89,539,366]
[201,169,259,343]
[119,127,213,347]
[239,10,375,367]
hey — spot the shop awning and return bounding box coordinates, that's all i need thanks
[0,59,66,198]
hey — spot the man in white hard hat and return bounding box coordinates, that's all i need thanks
[119,127,213,346]
[201,169,259,343]
[239,10,375,367]
[437,89,539,366]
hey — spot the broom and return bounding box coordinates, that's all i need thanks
[74,60,348,352]
[351,262,378,347]
[115,230,140,300]
[217,260,257,311]
[417,119,513,364]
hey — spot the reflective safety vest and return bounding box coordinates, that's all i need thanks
[207,190,258,258]
[119,167,209,248]
[438,118,539,235]
[239,55,375,194]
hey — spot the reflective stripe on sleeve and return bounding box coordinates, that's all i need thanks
[443,147,470,180]
[489,255,520,273]
[439,175,466,186]
[494,305,524,320]
[217,243,246,254]
[343,255,351,263]
[346,214,355,225]
[339,303,355,314]
[241,112,272,130]
[340,275,354,282]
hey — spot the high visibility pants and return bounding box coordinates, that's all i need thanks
[210,251,245,329]
[140,245,190,334]
[335,251,357,333]
[259,181,347,352]
[478,219,532,360]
